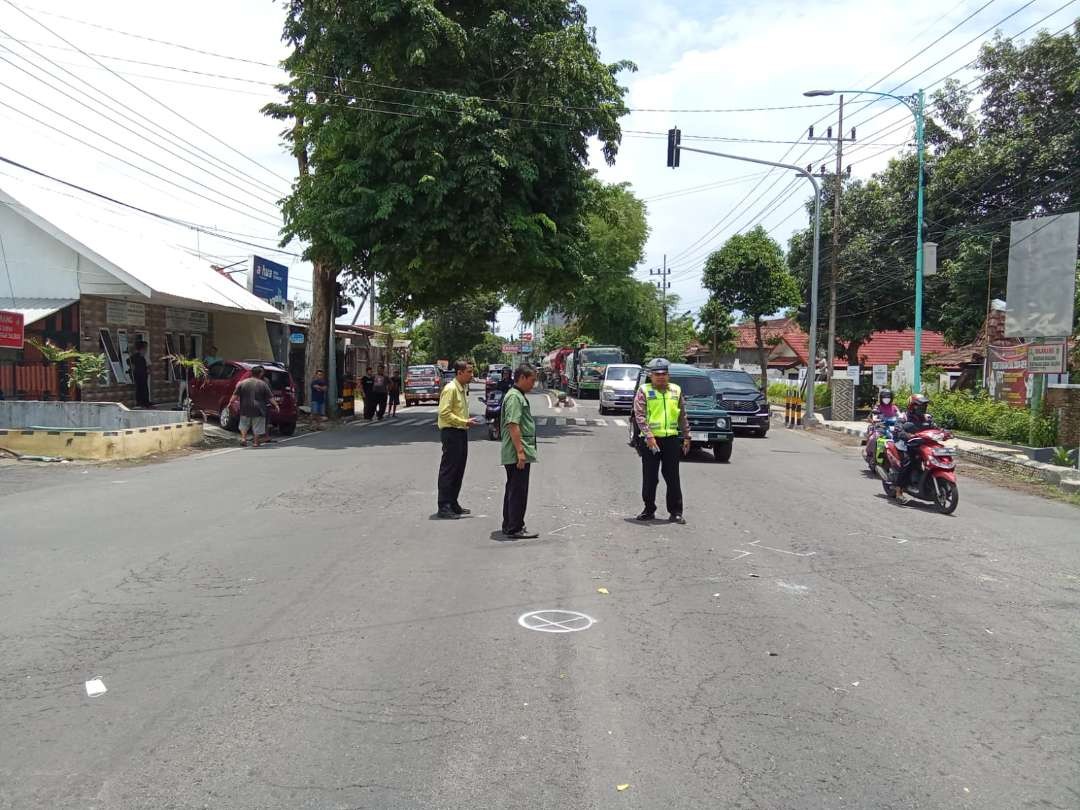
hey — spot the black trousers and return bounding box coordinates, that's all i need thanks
[641,435,683,515]
[437,428,469,509]
[374,393,388,419]
[502,464,531,533]
[133,372,151,407]
[362,389,375,419]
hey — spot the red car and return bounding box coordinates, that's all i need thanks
[190,360,298,435]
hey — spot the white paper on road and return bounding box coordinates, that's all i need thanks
[85,678,107,697]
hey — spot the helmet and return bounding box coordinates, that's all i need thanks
[878,388,893,404]
[647,358,671,373]
[907,394,930,418]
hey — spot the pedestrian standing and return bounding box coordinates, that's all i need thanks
[372,364,389,420]
[500,364,539,539]
[130,340,152,408]
[387,371,401,417]
[632,358,690,524]
[360,366,375,420]
[231,366,279,448]
[436,359,482,519]
[310,368,328,422]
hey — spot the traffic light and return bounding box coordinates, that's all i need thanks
[335,282,348,317]
[666,127,681,168]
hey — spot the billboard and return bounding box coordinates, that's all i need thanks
[250,255,289,304]
[987,344,1029,408]
[0,310,24,349]
[1005,212,1079,338]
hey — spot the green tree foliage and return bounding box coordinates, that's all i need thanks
[704,227,800,390]
[697,298,737,363]
[644,306,697,362]
[536,324,587,354]
[426,293,502,362]
[471,332,510,368]
[266,1,633,315]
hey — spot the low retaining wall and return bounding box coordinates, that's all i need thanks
[0,421,203,460]
[0,401,189,430]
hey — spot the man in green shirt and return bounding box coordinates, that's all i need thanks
[500,364,539,539]
[436,359,482,519]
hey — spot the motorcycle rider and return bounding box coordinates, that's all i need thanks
[495,367,513,395]
[873,388,901,419]
[892,394,934,497]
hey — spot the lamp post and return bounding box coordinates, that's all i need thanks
[804,88,926,393]
[671,140,822,426]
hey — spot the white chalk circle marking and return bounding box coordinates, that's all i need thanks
[518,609,596,633]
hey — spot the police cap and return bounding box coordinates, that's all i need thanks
[647,358,671,372]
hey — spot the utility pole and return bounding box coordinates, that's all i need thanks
[650,257,670,357]
[807,98,855,387]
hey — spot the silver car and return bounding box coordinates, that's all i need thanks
[599,363,642,415]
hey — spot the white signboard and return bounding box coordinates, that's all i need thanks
[1028,340,1067,374]
[105,299,146,326]
[1005,212,1079,338]
[846,365,861,381]
[872,364,888,386]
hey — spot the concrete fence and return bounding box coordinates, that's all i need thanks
[0,401,188,430]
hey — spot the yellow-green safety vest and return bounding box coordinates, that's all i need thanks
[643,382,682,438]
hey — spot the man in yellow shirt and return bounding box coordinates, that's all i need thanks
[437,359,482,519]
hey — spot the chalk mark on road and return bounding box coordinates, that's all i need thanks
[518,610,595,633]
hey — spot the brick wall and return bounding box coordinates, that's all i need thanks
[79,296,214,407]
[1046,386,1080,447]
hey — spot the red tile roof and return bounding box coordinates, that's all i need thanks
[846,330,951,367]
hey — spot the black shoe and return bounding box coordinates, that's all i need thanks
[452,505,471,515]
[436,508,460,520]
[504,529,539,539]
[635,511,656,521]
[670,514,687,525]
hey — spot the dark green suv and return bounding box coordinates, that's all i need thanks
[628,364,735,462]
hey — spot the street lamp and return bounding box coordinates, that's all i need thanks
[804,88,926,393]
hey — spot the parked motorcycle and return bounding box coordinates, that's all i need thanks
[479,390,504,441]
[879,425,959,514]
[863,414,898,474]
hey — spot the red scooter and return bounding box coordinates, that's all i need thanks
[879,425,959,514]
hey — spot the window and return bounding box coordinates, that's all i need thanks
[208,362,233,380]
[671,375,715,397]
[708,370,758,392]
[605,367,637,381]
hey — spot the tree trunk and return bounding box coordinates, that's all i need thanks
[753,316,768,392]
[846,339,863,374]
[306,261,336,413]
[711,329,718,368]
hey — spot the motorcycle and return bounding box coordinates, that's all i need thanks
[879,425,959,514]
[479,390,504,441]
[863,414,898,474]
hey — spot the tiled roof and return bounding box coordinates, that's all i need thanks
[847,330,951,367]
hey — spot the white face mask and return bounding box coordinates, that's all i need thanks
[881,397,892,404]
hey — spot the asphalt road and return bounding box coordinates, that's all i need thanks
[1,391,1078,809]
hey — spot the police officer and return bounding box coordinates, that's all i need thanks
[632,358,691,524]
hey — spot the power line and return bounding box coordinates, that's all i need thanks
[0,153,301,257]
[0,0,292,187]
[0,24,287,200]
[0,98,281,228]
[0,42,282,210]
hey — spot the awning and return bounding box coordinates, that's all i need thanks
[1,297,77,326]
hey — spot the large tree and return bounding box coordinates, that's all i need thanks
[426,292,502,362]
[697,298,737,364]
[704,227,800,391]
[265,2,632,389]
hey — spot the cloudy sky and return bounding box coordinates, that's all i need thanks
[0,0,1072,331]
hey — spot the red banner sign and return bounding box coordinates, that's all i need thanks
[988,343,1029,408]
[0,310,24,349]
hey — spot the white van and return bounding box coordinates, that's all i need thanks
[599,363,642,415]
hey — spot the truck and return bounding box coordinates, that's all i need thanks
[542,347,573,389]
[565,345,624,398]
